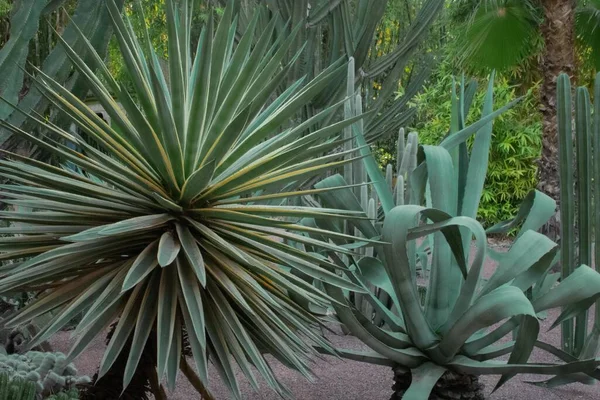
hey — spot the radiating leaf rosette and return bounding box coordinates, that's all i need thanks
[0,1,369,397]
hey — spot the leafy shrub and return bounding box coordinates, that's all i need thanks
[413,62,542,226]
[0,1,10,17]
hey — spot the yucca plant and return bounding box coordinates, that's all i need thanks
[306,63,600,399]
[0,1,372,398]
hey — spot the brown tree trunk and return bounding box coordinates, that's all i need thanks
[537,0,576,240]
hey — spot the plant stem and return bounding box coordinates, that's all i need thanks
[180,357,215,400]
[148,364,167,400]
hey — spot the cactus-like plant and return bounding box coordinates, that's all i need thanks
[343,126,421,319]
[0,352,89,398]
[551,72,600,386]
[47,388,79,400]
[0,373,37,400]
[331,63,492,320]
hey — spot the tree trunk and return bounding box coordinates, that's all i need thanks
[390,367,485,400]
[537,0,576,241]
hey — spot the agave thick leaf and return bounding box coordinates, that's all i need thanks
[318,178,600,399]
[309,67,600,400]
[0,1,367,397]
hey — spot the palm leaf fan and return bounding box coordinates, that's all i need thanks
[454,0,541,72]
[577,0,600,70]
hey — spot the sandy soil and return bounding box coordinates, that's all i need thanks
[49,243,600,399]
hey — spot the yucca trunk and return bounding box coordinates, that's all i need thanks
[390,368,485,400]
[537,0,576,240]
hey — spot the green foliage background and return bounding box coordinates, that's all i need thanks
[371,1,546,228]
[415,62,542,226]
[0,0,546,229]
[375,58,542,227]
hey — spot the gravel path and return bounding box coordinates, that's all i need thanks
[50,313,600,400]
[49,243,600,399]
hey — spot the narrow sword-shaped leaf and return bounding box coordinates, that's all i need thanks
[175,222,206,286]
[157,266,178,380]
[123,271,160,389]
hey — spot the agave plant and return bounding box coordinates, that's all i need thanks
[304,63,600,399]
[0,1,370,398]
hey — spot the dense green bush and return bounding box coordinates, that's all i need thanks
[412,64,541,226]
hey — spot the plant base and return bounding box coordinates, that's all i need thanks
[391,368,485,400]
[79,323,151,400]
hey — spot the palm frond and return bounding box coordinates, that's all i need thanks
[577,0,600,69]
[454,0,541,71]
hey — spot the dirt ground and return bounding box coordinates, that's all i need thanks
[49,243,600,399]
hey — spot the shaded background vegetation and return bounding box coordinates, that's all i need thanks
[371,0,600,226]
[370,0,543,226]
